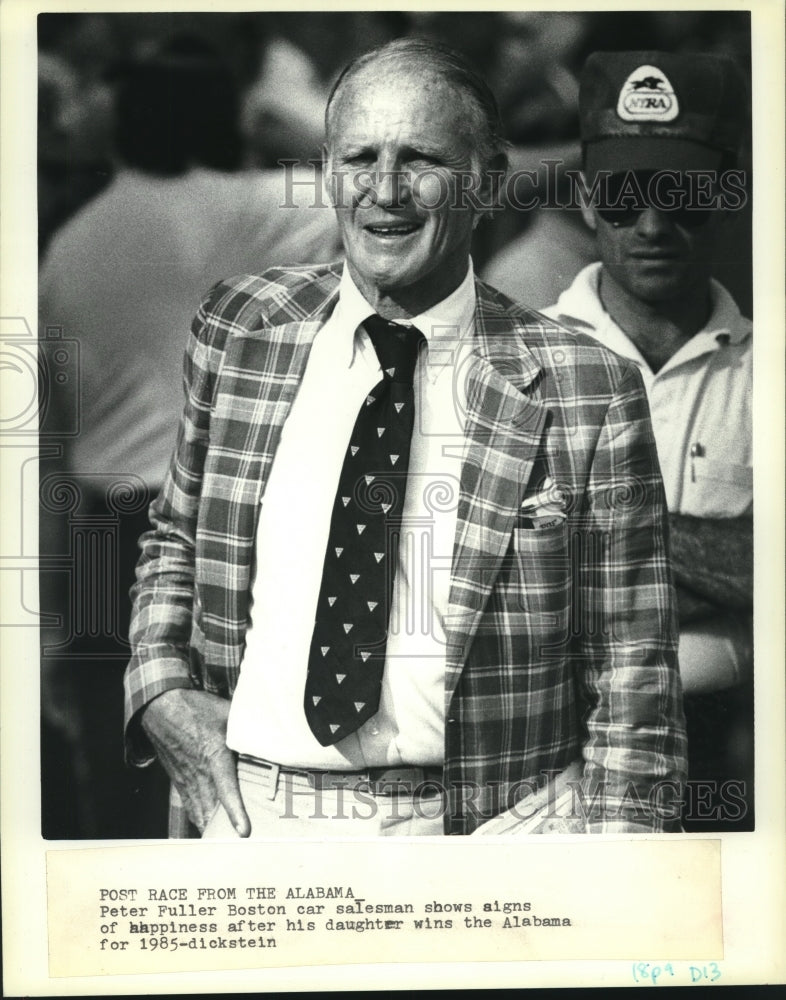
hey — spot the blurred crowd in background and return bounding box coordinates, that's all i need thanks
[39,10,752,303]
[38,10,752,839]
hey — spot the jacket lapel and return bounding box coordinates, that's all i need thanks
[211,273,341,548]
[444,283,549,698]
[233,319,325,508]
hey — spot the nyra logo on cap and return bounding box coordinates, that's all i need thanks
[616,65,679,122]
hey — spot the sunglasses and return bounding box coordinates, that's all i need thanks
[594,172,715,229]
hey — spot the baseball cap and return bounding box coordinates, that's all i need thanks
[579,50,747,177]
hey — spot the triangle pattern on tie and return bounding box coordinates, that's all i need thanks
[303,314,425,746]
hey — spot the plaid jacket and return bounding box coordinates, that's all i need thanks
[124,263,687,836]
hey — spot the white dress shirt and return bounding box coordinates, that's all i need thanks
[226,263,477,767]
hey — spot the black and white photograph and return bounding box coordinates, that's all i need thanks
[1,1,784,994]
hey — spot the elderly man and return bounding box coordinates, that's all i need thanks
[543,51,753,827]
[125,38,686,838]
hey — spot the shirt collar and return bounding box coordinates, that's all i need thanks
[407,260,477,347]
[333,259,477,372]
[333,265,378,360]
[551,262,751,358]
[707,279,751,345]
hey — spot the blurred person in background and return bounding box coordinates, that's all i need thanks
[240,12,411,169]
[542,51,753,831]
[479,10,751,313]
[38,13,118,255]
[39,33,341,838]
[436,9,598,302]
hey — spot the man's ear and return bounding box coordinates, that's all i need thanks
[322,143,336,208]
[578,173,598,232]
[474,151,509,227]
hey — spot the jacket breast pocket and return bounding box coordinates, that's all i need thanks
[511,521,572,626]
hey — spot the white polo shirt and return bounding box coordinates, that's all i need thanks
[544,263,752,518]
[544,262,752,692]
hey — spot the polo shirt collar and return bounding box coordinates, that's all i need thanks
[551,262,751,372]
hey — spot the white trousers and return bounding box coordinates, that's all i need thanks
[202,758,446,839]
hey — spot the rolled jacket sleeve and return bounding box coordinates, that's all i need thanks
[123,287,224,765]
[577,362,688,833]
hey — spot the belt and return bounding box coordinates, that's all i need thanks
[239,755,444,797]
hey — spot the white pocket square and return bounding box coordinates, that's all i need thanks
[520,476,568,518]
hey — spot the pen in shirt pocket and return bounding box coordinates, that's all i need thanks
[690,442,705,482]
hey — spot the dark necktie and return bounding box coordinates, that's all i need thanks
[304,314,425,746]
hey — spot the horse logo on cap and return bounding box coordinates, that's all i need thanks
[616,64,679,122]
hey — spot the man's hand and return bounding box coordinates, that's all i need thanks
[141,689,251,836]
